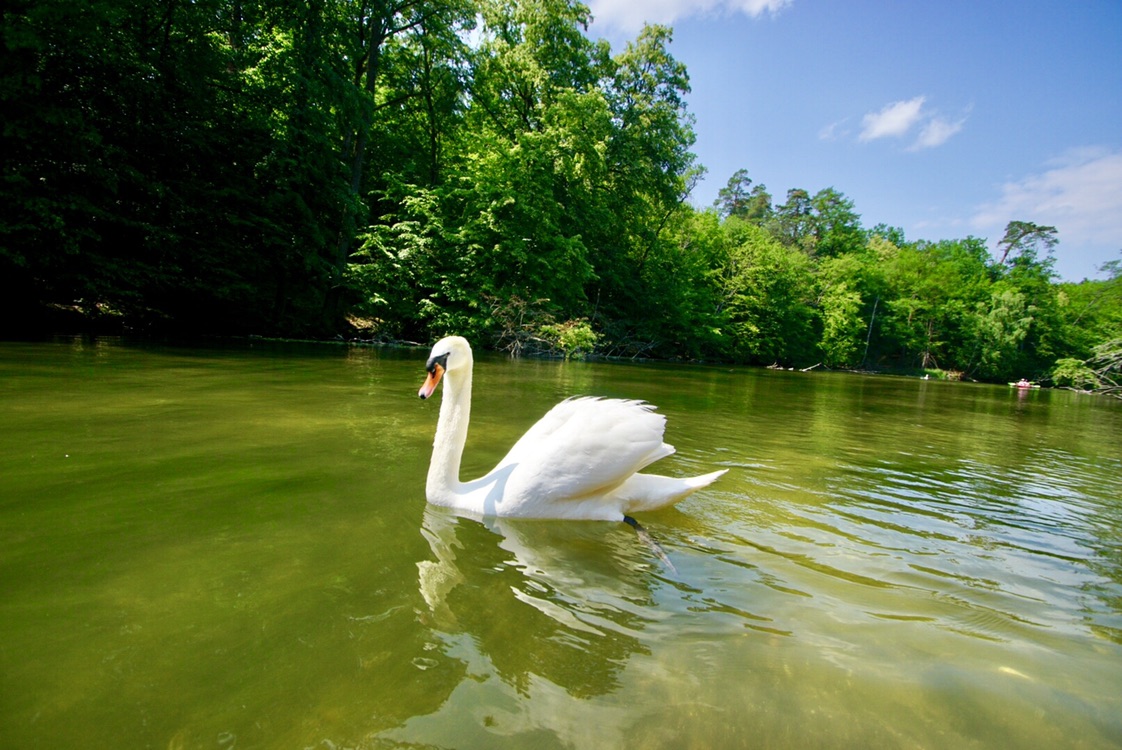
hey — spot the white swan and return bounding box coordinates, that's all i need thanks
[417,336,726,521]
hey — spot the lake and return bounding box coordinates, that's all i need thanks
[1,338,1120,749]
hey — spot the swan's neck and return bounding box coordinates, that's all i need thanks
[427,364,472,503]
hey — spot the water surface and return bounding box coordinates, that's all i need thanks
[2,339,1120,748]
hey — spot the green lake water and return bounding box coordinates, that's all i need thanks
[1,338,1120,749]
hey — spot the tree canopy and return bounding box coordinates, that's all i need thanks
[2,0,1119,390]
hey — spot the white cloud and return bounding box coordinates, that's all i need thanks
[589,0,791,33]
[910,115,966,151]
[851,96,967,150]
[971,148,1122,266]
[858,96,927,142]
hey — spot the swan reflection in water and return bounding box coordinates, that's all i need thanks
[408,507,682,727]
[417,506,662,687]
[385,506,676,746]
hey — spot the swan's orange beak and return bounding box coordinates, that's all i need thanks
[418,363,444,400]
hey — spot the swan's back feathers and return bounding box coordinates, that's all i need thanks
[497,397,676,510]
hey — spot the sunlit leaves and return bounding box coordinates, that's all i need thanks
[967,288,1034,379]
[721,220,816,365]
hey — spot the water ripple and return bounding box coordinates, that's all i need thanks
[675,433,1122,652]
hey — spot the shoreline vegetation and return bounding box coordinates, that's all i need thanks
[17,330,1119,401]
[2,0,1119,396]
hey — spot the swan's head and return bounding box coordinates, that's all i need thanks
[418,336,472,399]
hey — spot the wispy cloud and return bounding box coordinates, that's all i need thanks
[971,147,1122,273]
[910,115,967,151]
[818,118,850,142]
[859,96,927,142]
[589,0,791,33]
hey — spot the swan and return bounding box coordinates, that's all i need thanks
[417,336,726,521]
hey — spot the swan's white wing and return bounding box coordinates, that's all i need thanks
[499,397,601,465]
[497,397,675,507]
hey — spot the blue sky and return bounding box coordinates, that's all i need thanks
[586,0,1122,281]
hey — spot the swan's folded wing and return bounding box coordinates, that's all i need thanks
[499,397,598,465]
[499,397,675,505]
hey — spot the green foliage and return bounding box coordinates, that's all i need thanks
[343,5,707,358]
[768,189,815,254]
[714,169,772,222]
[1051,358,1100,390]
[809,188,864,258]
[877,239,990,370]
[817,283,864,367]
[996,220,1058,266]
[3,0,1115,385]
[539,320,599,359]
[349,0,612,341]
[1052,339,1122,397]
[968,288,1034,380]
[1053,258,1122,359]
[721,220,817,365]
[815,251,884,368]
[483,297,595,358]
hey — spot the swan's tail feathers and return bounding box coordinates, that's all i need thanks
[618,468,728,513]
[684,468,728,490]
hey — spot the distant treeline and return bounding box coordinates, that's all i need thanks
[2,0,1119,388]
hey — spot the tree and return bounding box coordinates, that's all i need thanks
[368,11,475,189]
[809,187,863,258]
[0,0,316,333]
[624,207,728,359]
[346,3,705,354]
[994,223,1061,372]
[816,251,883,368]
[721,220,817,365]
[714,169,752,218]
[350,0,612,341]
[967,287,1034,380]
[587,22,702,354]
[869,224,907,247]
[879,239,991,371]
[817,284,864,367]
[714,169,772,223]
[4,0,1108,370]
[996,220,1058,265]
[1052,338,1122,397]
[744,184,774,224]
[767,188,815,254]
[328,0,475,328]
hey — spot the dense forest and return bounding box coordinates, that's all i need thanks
[2,0,1120,390]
